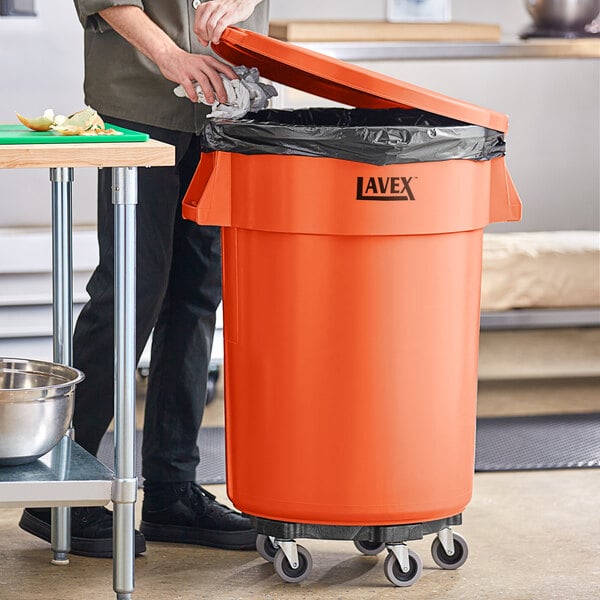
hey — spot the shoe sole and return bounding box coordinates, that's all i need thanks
[140,520,257,550]
[19,510,146,559]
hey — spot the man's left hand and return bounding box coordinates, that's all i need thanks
[193,0,262,46]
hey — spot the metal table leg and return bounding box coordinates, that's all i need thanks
[111,166,138,600]
[49,167,74,565]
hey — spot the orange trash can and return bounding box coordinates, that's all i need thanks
[183,28,521,587]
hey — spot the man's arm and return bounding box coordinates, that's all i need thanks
[193,0,264,46]
[99,5,237,103]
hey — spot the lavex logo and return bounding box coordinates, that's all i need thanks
[356,176,416,201]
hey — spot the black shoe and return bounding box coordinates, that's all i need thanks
[19,507,146,558]
[140,482,257,550]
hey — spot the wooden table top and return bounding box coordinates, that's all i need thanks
[0,137,175,169]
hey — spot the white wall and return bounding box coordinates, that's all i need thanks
[271,0,599,233]
[281,56,600,233]
[270,0,532,34]
[353,59,599,233]
[0,0,94,228]
[0,0,598,232]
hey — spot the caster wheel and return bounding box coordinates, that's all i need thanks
[383,548,423,587]
[431,532,469,570]
[273,545,313,583]
[256,534,279,563]
[353,540,386,556]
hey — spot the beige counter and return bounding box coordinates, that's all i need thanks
[296,38,600,61]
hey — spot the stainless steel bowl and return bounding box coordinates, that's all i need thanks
[0,358,84,466]
[524,0,600,30]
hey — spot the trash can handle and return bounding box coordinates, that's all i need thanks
[182,152,232,226]
[489,158,522,224]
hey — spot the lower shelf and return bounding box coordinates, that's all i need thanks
[0,436,113,508]
[480,307,600,330]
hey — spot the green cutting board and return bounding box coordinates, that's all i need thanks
[0,123,149,144]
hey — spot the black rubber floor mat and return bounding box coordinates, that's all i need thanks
[475,413,600,471]
[97,414,600,483]
[97,427,225,486]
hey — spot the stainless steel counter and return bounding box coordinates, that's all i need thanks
[299,38,600,61]
[0,136,174,599]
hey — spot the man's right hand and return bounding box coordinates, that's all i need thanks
[98,6,238,105]
[156,47,237,104]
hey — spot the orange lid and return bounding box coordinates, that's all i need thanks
[214,27,508,133]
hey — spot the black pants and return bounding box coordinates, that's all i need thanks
[72,116,222,482]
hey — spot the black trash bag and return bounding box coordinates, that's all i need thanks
[201,107,505,167]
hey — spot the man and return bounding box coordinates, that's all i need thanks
[19,0,269,557]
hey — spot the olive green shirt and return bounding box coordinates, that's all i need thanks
[73,0,270,133]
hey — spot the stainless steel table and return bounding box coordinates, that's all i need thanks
[0,138,175,599]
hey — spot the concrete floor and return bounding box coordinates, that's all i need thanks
[1,328,599,599]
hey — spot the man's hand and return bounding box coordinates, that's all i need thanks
[157,47,237,104]
[193,0,263,46]
[99,6,238,104]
